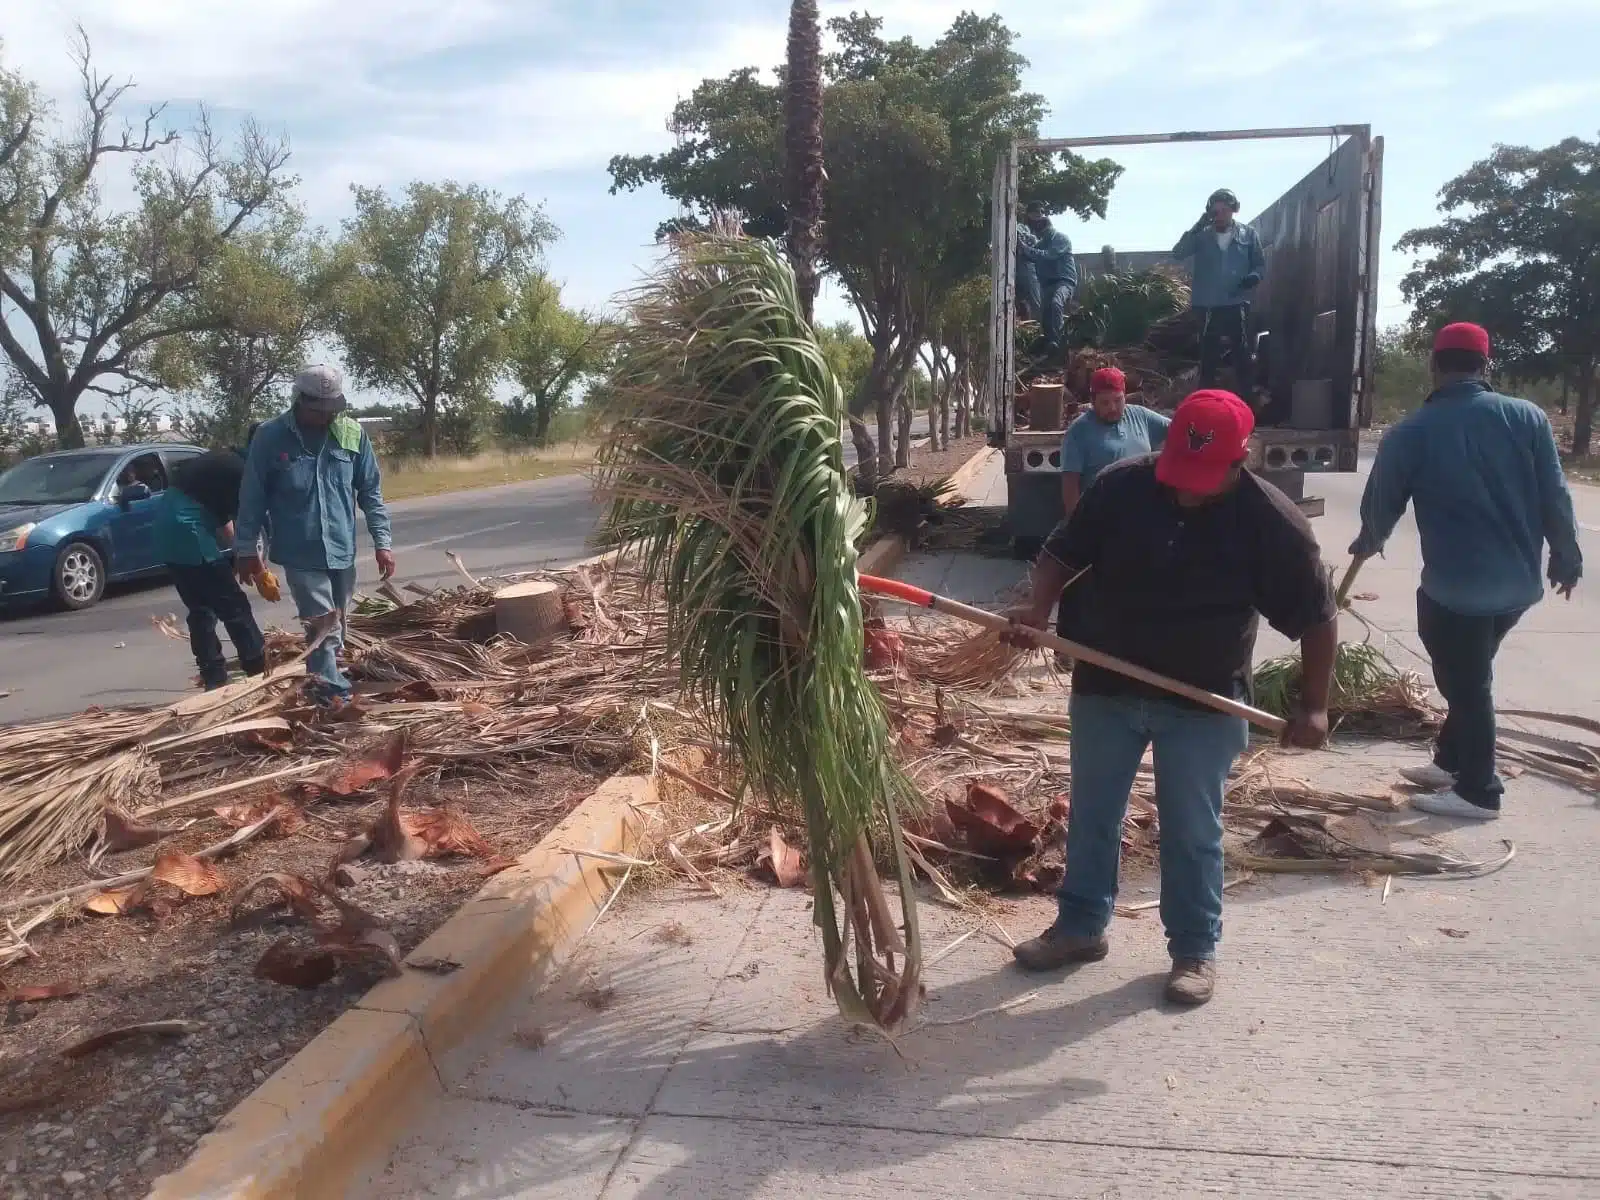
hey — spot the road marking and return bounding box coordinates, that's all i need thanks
[395,520,526,553]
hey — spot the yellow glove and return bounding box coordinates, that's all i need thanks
[256,569,281,603]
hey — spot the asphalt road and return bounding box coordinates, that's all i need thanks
[0,474,601,723]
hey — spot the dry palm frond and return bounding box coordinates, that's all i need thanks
[904,629,1033,690]
[593,232,923,1033]
[1253,641,1433,735]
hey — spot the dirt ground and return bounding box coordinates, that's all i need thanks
[893,435,990,488]
[0,760,602,1200]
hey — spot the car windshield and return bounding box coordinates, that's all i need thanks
[0,453,118,505]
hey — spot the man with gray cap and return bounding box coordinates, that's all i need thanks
[234,365,395,703]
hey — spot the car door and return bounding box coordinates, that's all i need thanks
[105,451,169,577]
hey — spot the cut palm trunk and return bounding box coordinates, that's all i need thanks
[594,232,922,1033]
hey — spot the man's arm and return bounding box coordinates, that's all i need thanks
[1251,489,1339,747]
[1173,214,1207,259]
[1531,410,1583,595]
[1348,427,1416,559]
[353,434,393,551]
[1247,228,1266,280]
[233,437,271,562]
[1060,472,1082,520]
[1011,474,1107,629]
[1141,408,1171,450]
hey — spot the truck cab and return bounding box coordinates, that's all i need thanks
[987,126,1384,555]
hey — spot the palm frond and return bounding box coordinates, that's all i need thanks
[593,233,922,1031]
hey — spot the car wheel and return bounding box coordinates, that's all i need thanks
[54,541,106,610]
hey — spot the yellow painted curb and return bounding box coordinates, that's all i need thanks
[149,775,653,1200]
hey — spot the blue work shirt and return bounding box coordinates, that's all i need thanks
[1351,380,1582,617]
[235,411,392,572]
[1018,224,1079,290]
[1172,220,1266,309]
[1061,405,1171,489]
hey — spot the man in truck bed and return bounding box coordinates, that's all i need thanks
[1173,188,1266,402]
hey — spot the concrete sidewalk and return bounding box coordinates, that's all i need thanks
[364,455,1600,1199]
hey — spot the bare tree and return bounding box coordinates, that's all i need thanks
[0,31,295,447]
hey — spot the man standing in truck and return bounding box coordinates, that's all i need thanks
[1016,201,1078,363]
[1007,389,1336,1006]
[1349,322,1582,821]
[1173,188,1266,402]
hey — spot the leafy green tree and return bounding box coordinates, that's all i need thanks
[1398,136,1600,454]
[609,13,1119,483]
[814,319,871,403]
[0,33,295,448]
[325,181,554,457]
[503,273,611,446]
[156,207,326,447]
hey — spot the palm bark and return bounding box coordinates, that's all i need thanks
[783,0,824,326]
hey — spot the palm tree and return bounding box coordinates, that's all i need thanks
[783,0,824,326]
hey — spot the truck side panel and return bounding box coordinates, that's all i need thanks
[1248,130,1371,453]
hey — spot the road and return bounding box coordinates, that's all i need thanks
[0,474,601,724]
[0,431,899,723]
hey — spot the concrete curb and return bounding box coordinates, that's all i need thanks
[946,445,1001,503]
[149,775,652,1200]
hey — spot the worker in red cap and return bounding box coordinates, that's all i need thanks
[1350,322,1581,821]
[1006,389,1337,1006]
[1053,366,1171,667]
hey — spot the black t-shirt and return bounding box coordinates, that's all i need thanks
[1041,455,1335,705]
[170,450,247,525]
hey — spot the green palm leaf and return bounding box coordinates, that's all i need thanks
[594,232,923,1032]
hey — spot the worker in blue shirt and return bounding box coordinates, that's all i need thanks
[1016,201,1078,361]
[1350,322,1582,821]
[1054,366,1172,669]
[1173,189,1266,401]
[234,365,396,703]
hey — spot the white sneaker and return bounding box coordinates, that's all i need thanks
[1412,789,1500,822]
[1401,764,1457,790]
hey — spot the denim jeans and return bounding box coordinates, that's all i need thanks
[1016,260,1073,352]
[168,561,266,689]
[1054,692,1250,960]
[284,566,358,699]
[1416,589,1524,810]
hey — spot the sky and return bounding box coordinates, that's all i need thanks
[5,0,1600,414]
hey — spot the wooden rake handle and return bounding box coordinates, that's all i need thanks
[859,574,1287,736]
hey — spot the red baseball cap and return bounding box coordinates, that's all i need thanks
[1433,322,1490,357]
[1156,389,1255,493]
[1090,366,1126,394]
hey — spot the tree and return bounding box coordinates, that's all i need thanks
[325,181,554,457]
[156,206,325,447]
[0,32,295,448]
[814,319,871,403]
[1398,136,1600,455]
[609,13,1119,484]
[784,0,824,324]
[503,273,611,446]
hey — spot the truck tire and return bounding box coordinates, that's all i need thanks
[53,541,106,610]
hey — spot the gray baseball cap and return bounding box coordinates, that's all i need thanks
[293,364,346,411]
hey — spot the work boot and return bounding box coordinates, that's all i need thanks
[1012,928,1109,973]
[1165,958,1216,1006]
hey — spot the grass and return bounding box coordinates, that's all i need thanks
[378,443,595,501]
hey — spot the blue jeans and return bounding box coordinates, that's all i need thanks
[284,566,357,699]
[1016,261,1072,350]
[1055,692,1250,961]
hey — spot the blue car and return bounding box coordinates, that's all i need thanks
[0,443,210,611]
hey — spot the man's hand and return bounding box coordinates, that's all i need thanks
[1240,272,1262,290]
[1282,707,1330,750]
[219,521,235,546]
[234,554,265,587]
[1553,579,1577,600]
[1001,602,1052,648]
[375,548,397,580]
